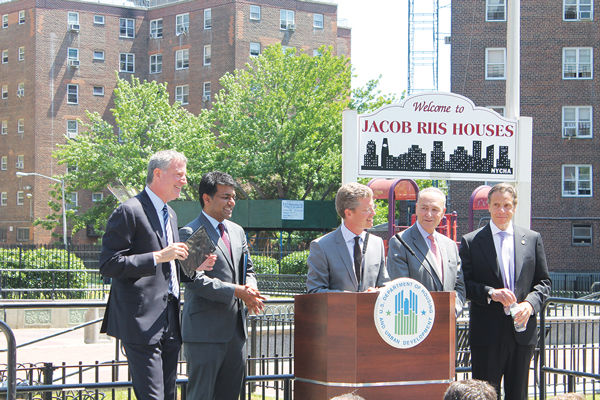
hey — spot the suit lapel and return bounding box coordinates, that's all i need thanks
[476,224,504,285]
[438,236,452,291]
[334,227,358,291]
[138,191,167,248]
[513,225,526,286]
[411,225,441,288]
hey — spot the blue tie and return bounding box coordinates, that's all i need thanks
[162,205,179,298]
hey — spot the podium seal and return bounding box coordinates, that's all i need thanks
[374,278,436,349]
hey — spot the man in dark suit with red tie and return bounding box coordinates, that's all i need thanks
[459,183,551,400]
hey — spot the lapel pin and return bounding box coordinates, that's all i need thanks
[521,239,525,245]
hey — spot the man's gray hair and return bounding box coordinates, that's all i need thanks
[444,379,497,400]
[146,150,187,185]
[335,182,373,219]
[487,182,518,207]
[417,186,446,207]
[330,393,366,400]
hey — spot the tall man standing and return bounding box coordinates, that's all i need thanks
[100,150,190,400]
[459,183,551,400]
[180,171,265,400]
[387,187,466,315]
[306,182,389,293]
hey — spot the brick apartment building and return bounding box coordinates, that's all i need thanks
[0,0,351,245]
[449,0,598,271]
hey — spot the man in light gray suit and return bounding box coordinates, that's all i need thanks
[179,171,265,400]
[307,182,389,293]
[387,187,466,315]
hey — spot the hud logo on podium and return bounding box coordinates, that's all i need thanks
[374,278,436,349]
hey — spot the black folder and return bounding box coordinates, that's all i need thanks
[180,226,216,278]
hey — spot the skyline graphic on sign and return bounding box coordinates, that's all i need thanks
[395,289,418,336]
[362,138,513,175]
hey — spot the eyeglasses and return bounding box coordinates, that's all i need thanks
[360,205,377,214]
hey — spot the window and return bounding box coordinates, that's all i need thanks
[94,15,105,24]
[17,119,23,133]
[93,86,104,96]
[280,10,295,29]
[563,106,592,138]
[486,0,506,21]
[150,19,162,38]
[66,192,78,211]
[313,49,322,57]
[119,18,134,38]
[563,48,593,79]
[563,165,592,196]
[67,84,78,104]
[2,15,7,28]
[120,53,135,73]
[93,50,105,60]
[0,228,6,242]
[314,13,324,28]
[573,223,592,245]
[564,0,593,20]
[1,156,6,170]
[250,42,260,57]
[18,11,24,24]
[68,12,79,26]
[150,54,162,74]
[67,120,78,138]
[92,193,103,202]
[175,85,189,105]
[68,47,78,61]
[17,82,24,97]
[204,45,211,65]
[204,9,211,29]
[16,191,23,205]
[250,5,261,20]
[485,48,506,79]
[16,227,29,241]
[176,49,189,70]
[67,163,78,173]
[176,13,189,34]
[282,45,294,54]
[18,47,24,61]
[203,81,211,102]
[1,121,6,134]
[16,155,23,169]
[2,50,7,63]
[2,86,7,99]
[0,192,6,206]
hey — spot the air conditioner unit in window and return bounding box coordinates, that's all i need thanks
[564,128,577,137]
[203,95,211,102]
[69,24,80,32]
[69,59,80,68]
[178,26,189,35]
[287,23,296,31]
[16,89,24,97]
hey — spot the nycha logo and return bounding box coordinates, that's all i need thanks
[374,278,436,349]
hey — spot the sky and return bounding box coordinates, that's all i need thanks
[335,0,452,98]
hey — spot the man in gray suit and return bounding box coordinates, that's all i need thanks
[387,187,466,315]
[179,171,266,400]
[307,182,389,293]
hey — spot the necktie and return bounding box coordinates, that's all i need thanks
[354,236,362,286]
[218,223,232,258]
[162,205,179,298]
[428,233,443,282]
[498,231,514,314]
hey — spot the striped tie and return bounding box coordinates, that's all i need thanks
[162,205,179,299]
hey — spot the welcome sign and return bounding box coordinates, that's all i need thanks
[357,92,518,181]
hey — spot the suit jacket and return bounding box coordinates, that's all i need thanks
[179,213,257,343]
[306,226,389,293]
[99,190,181,345]
[387,224,466,315]
[460,223,551,346]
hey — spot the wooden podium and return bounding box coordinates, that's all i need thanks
[294,292,456,399]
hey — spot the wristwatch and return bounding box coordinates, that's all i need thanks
[487,288,494,304]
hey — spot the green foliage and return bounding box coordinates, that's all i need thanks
[350,75,404,114]
[252,255,279,275]
[210,44,351,201]
[0,248,88,299]
[280,250,310,275]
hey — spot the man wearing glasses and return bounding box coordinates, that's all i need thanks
[307,182,389,293]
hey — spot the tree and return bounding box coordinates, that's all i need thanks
[350,74,403,114]
[46,75,216,238]
[210,45,352,200]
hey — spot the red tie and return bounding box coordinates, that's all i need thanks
[428,233,443,282]
[218,223,232,258]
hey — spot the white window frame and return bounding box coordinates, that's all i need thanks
[572,223,593,245]
[176,13,189,35]
[562,164,593,197]
[175,49,189,70]
[204,9,211,29]
[485,48,506,80]
[2,86,7,99]
[203,81,211,102]
[94,15,105,25]
[120,53,135,73]
[119,18,135,38]
[204,45,211,66]
[175,85,189,105]
[250,5,261,20]
[150,54,162,74]
[17,119,23,133]
[18,47,24,61]
[67,119,78,138]
[92,192,103,202]
[2,49,8,64]
[18,10,24,25]
[563,47,593,79]
[1,121,6,134]
[68,12,79,26]
[313,13,324,28]
[16,227,29,241]
[486,0,506,21]
[563,106,592,138]
[486,106,505,116]
[2,15,7,28]
[66,192,78,211]
[93,50,105,60]
[67,84,78,104]
[17,82,24,97]
[280,9,295,30]
[564,0,593,21]
[150,19,162,38]
[250,42,260,57]
[0,192,6,206]
[16,155,24,169]
[1,156,6,170]
[93,86,104,96]
[16,191,23,206]
[67,47,79,61]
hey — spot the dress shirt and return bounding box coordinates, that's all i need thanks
[490,220,515,292]
[340,222,366,267]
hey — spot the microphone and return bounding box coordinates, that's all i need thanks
[394,233,442,291]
